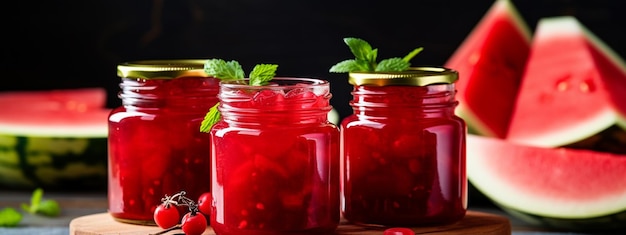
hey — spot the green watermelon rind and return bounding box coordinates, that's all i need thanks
[469,168,626,219]
[500,205,626,232]
[506,16,626,147]
[467,135,626,225]
[0,134,108,190]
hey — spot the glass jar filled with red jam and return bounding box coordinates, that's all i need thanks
[341,67,467,226]
[108,60,219,224]
[209,78,340,235]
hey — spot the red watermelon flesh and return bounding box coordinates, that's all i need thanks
[445,0,531,138]
[467,134,626,218]
[506,16,626,147]
[0,88,107,111]
[0,88,110,137]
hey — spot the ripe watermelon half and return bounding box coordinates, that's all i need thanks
[467,134,626,231]
[445,0,531,138]
[0,88,110,190]
[507,16,626,147]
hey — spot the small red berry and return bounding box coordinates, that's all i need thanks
[181,212,207,235]
[153,204,180,229]
[197,192,212,216]
[384,227,415,235]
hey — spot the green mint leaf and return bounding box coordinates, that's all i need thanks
[375,57,410,72]
[21,188,61,217]
[329,60,374,73]
[0,207,22,227]
[249,64,278,86]
[28,188,44,214]
[204,59,245,80]
[403,47,424,62]
[20,204,30,213]
[200,103,221,133]
[36,200,61,217]
[362,49,379,71]
[344,37,373,62]
[329,60,366,73]
[366,49,378,67]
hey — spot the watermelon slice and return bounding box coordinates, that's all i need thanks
[467,134,626,230]
[0,88,110,190]
[507,16,626,147]
[445,0,531,138]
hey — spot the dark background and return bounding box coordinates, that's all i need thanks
[2,0,625,120]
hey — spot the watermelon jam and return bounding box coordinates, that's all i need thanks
[341,67,467,226]
[108,60,218,224]
[209,78,340,235]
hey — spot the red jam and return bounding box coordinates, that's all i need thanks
[209,78,340,235]
[341,68,467,226]
[108,60,219,224]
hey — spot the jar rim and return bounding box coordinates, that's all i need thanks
[117,59,210,79]
[348,67,458,86]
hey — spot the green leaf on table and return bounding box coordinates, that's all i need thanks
[35,199,61,217]
[0,207,22,227]
[21,188,61,217]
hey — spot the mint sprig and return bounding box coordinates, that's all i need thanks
[21,188,61,217]
[1,188,61,227]
[200,59,278,133]
[329,37,423,73]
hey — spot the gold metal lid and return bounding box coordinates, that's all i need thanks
[117,59,209,79]
[348,67,458,86]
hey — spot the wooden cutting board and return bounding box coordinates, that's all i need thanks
[69,210,511,235]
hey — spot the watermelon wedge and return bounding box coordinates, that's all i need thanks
[467,134,626,230]
[445,0,531,138]
[0,88,110,190]
[507,16,626,147]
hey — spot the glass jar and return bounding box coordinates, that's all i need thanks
[108,60,219,224]
[209,78,340,235]
[341,67,467,226]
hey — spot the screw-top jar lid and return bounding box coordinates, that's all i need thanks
[348,67,458,86]
[117,59,209,79]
